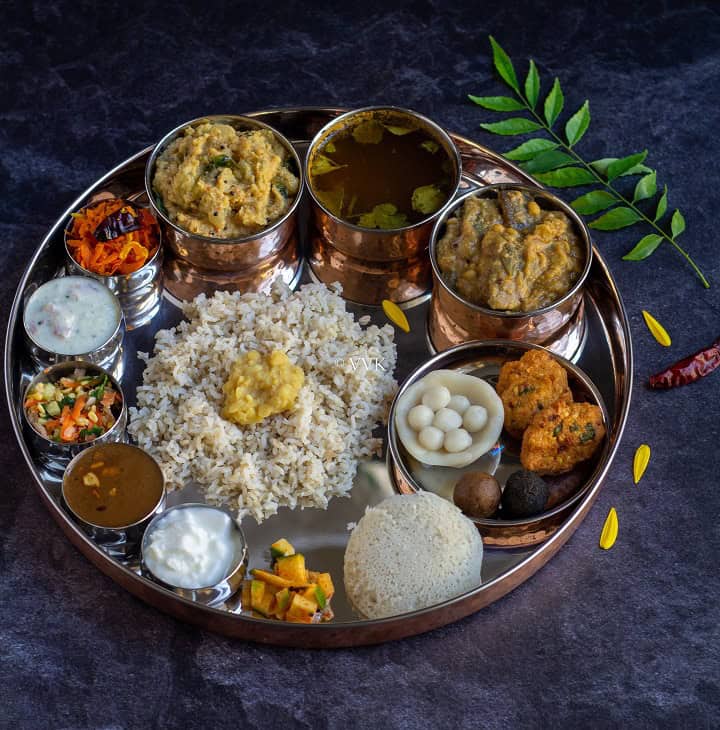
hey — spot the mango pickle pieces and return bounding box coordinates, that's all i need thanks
[243,538,334,623]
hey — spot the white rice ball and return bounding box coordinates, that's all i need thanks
[447,394,471,414]
[418,426,444,451]
[432,407,463,432]
[421,385,451,411]
[463,405,488,433]
[444,428,472,453]
[344,492,484,619]
[407,404,434,431]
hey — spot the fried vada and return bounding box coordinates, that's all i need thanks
[520,399,605,475]
[496,349,572,439]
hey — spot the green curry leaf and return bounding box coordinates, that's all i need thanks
[671,209,686,237]
[570,190,617,215]
[205,154,235,172]
[521,149,575,173]
[533,167,596,187]
[357,203,408,230]
[468,95,525,111]
[623,234,663,260]
[503,138,558,161]
[606,151,648,182]
[384,124,416,135]
[311,154,346,177]
[411,185,445,215]
[471,36,710,287]
[589,158,652,177]
[588,206,642,230]
[543,78,564,127]
[525,60,540,109]
[633,171,657,202]
[352,120,384,144]
[654,185,668,221]
[564,100,590,147]
[479,117,543,135]
[316,187,344,217]
[420,140,440,154]
[489,36,520,93]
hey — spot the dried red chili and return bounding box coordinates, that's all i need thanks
[94,206,143,241]
[648,336,720,389]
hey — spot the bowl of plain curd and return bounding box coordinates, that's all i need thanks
[141,503,247,606]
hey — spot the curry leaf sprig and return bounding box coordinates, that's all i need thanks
[469,36,709,288]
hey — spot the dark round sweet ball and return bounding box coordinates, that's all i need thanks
[453,472,502,519]
[502,470,549,518]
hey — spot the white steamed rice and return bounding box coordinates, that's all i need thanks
[128,282,397,523]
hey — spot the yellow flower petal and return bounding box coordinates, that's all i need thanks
[599,507,618,550]
[633,444,650,484]
[642,310,671,347]
[382,299,410,333]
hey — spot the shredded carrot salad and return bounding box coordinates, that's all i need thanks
[67,198,160,276]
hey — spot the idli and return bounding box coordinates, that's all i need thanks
[343,491,483,619]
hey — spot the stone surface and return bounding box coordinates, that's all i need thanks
[1,1,719,728]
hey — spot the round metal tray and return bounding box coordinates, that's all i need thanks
[4,108,632,647]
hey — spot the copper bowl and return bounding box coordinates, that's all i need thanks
[305,106,462,306]
[428,184,593,353]
[144,114,303,290]
[387,340,609,547]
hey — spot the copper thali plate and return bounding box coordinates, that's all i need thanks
[4,108,632,647]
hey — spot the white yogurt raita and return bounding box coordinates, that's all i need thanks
[143,506,243,589]
[24,276,121,355]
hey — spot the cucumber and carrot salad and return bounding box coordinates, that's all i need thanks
[25,369,121,443]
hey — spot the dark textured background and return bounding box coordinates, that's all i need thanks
[2,1,719,728]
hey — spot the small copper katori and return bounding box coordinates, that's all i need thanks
[305,106,462,306]
[427,184,593,355]
[144,114,304,301]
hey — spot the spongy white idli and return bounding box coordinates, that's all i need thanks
[343,491,483,619]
